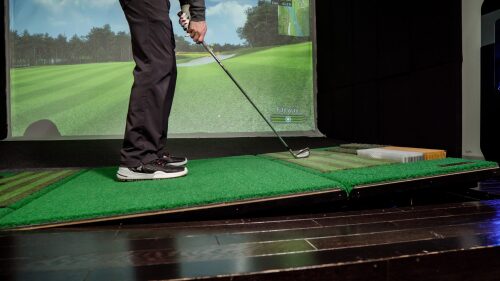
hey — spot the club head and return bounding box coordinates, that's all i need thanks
[291,148,310,159]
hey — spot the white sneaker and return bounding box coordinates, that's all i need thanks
[116,159,188,181]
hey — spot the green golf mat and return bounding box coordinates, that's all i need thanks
[323,158,498,187]
[0,153,497,230]
[0,156,341,229]
[0,172,17,178]
[264,154,498,190]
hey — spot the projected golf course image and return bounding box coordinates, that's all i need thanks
[10,42,314,137]
[8,0,316,139]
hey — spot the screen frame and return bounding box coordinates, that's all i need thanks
[3,0,321,140]
[1,0,9,140]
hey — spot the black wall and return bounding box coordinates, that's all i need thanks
[481,0,500,162]
[316,0,463,156]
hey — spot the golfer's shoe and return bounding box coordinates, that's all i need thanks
[116,159,188,181]
[159,153,188,166]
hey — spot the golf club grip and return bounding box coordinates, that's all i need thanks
[180,4,190,21]
[178,4,190,32]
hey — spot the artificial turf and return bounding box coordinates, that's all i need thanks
[0,156,340,229]
[0,170,79,207]
[0,172,17,178]
[264,150,395,172]
[0,152,497,230]
[10,42,315,137]
[323,158,498,189]
[264,152,498,193]
[0,208,12,219]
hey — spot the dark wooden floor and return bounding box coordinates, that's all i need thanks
[1,199,500,281]
[479,178,500,196]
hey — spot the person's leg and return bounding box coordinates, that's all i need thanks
[156,64,187,166]
[119,0,177,168]
[157,61,177,157]
[154,47,188,166]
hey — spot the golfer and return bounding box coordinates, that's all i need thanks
[116,0,207,181]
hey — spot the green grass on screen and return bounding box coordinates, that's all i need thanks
[10,43,315,138]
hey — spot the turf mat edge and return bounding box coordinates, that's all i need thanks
[260,152,498,193]
[324,158,499,188]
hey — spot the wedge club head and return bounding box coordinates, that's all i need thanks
[290,148,310,159]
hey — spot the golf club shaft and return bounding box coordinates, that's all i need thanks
[201,42,292,152]
[178,7,297,156]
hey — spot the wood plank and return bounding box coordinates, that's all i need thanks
[215,247,500,281]
[0,230,120,249]
[401,198,500,211]
[93,207,405,232]
[242,199,500,224]
[95,199,500,236]
[2,207,490,258]
[5,220,317,252]
[3,240,315,272]
[11,198,498,241]
[0,269,88,281]
[218,262,387,281]
[116,219,321,240]
[314,204,499,226]
[1,201,499,280]
[2,201,498,255]
[216,212,497,245]
[0,203,469,248]
[0,232,219,260]
[8,199,498,237]
[386,247,500,281]
[18,216,494,263]
[5,242,499,281]
[81,233,500,280]
[309,220,498,250]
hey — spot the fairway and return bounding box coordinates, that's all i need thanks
[9,42,315,138]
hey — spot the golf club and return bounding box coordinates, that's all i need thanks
[177,6,310,159]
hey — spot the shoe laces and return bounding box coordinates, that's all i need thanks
[153,158,170,167]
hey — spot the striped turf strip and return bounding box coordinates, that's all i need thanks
[264,150,396,173]
[0,170,77,207]
[327,147,358,155]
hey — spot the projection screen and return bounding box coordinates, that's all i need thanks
[6,0,319,140]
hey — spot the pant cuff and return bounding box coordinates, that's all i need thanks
[120,153,159,168]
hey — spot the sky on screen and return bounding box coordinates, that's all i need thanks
[9,0,258,44]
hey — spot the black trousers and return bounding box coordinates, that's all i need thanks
[119,0,177,167]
